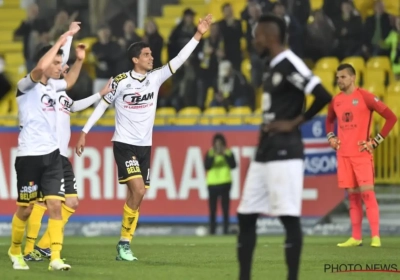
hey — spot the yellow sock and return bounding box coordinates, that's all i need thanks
[120,204,138,241]
[38,204,75,249]
[24,203,46,255]
[10,214,27,255]
[128,210,140,243]
[47,219,64,261]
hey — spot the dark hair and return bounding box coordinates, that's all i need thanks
[34,45,63,63]
[127,41,150,63]
[257,14,287,44]
[222,3,231,10]
[337,63,356,75]
[213,133,226,146]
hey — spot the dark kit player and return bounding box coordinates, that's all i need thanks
[236,14,332,280]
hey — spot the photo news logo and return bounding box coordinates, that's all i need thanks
[324,264,400,273]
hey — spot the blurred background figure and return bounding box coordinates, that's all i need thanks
[204,133,236,235]
[143,19,163,69]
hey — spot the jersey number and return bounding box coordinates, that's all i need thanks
[60,179,65,193]
[147,169,150,181]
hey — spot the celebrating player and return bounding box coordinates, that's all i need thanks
[326,64,397,247]
[236,14,332,280]
[75,14,213,261]
[8,30,83,271]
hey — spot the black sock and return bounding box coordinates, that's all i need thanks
[279,216,303,280]
[237,213,258,280]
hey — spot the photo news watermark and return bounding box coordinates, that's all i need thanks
[324,264,400,273]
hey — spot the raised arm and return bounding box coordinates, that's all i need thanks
[64,43,85,90]
[70,78,112,112]
[156,14,213,85]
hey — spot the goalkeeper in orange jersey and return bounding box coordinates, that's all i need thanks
[326,64,397,247]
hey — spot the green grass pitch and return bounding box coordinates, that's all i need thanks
[1,236,400,279]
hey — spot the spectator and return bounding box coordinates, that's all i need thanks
[91,25,123,99]
[323,0,349,22]
[241,0,274,20]
[49,10,79,41]
[118,20,142,50]
[332,1,363,60]
[168,8,197,60]
[384,16,400,80]
[143,19,164,69]
[198,23,224,110]
[0,55,12,102]
[244,2,263,88]
[272,2,303,57]
[204,133,236,235]
[13,3,48,71]
[210,60,254,109]
[118,19,142,72]
[280,0,311,28]
[217,3,243,71]
[362,0,391,58]
[304,9,337,61]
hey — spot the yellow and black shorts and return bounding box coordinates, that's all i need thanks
[113,141,151,188]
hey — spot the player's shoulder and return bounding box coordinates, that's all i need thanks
[112,71,131,88]
[274,50,312,77]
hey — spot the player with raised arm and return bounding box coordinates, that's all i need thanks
[8,28,84,270]
[22,24,113,261]
[236,15,332,280]
[326,64,397,248]
[75,14,213,261]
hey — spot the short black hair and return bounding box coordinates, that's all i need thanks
[34,45,63,63]
[337,63,356,75]
[213,133,226,146]
[257,14,287,44]
[222,3,231,10]
[127,41,150,63]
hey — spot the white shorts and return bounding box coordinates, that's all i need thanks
[237,159,304,217]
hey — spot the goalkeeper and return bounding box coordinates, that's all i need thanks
[325,63,397,248]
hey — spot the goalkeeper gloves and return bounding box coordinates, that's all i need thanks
[327,132,340,150]
[358,133,384,153]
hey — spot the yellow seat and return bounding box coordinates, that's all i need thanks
[310,0,324,10]
[386,83,400,96]
[156,107,176,124]
[172,106,201,125]
[244,113,262,125]
[366,56,392,73]
[0,42,23,53]
[199,107,226,125]
[314,57,340,72]
[229,106,252,115]
[224,116,243,125]
[97,108,115,126]
[364,69,385,86]
[241,59,251,82]
[162,5,208,18]
[2,110,18,127]
[154,117,166,126]
[314,70,335,90]
[74,107,95,126]
[363,83,385,99]
[341,56,365,75]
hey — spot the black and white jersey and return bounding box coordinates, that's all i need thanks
[16,75,67,156]
[255,50,321,162]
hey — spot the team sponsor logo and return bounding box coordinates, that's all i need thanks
[342,112,353,122]
[59,95,72,114]
[41,94,55,111]
[352,99,358,106]
[125,156,141,175]
[122,92,154,109]
[19,181,38,202]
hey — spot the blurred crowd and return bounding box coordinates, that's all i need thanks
[6,0,400,111]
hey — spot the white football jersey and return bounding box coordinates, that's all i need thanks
[102,65,174,146]
[54,89,73,157]
[16,74,67,156]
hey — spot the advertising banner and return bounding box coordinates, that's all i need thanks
[0,116,344,223]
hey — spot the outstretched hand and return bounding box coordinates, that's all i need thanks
[197,14,213,35]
